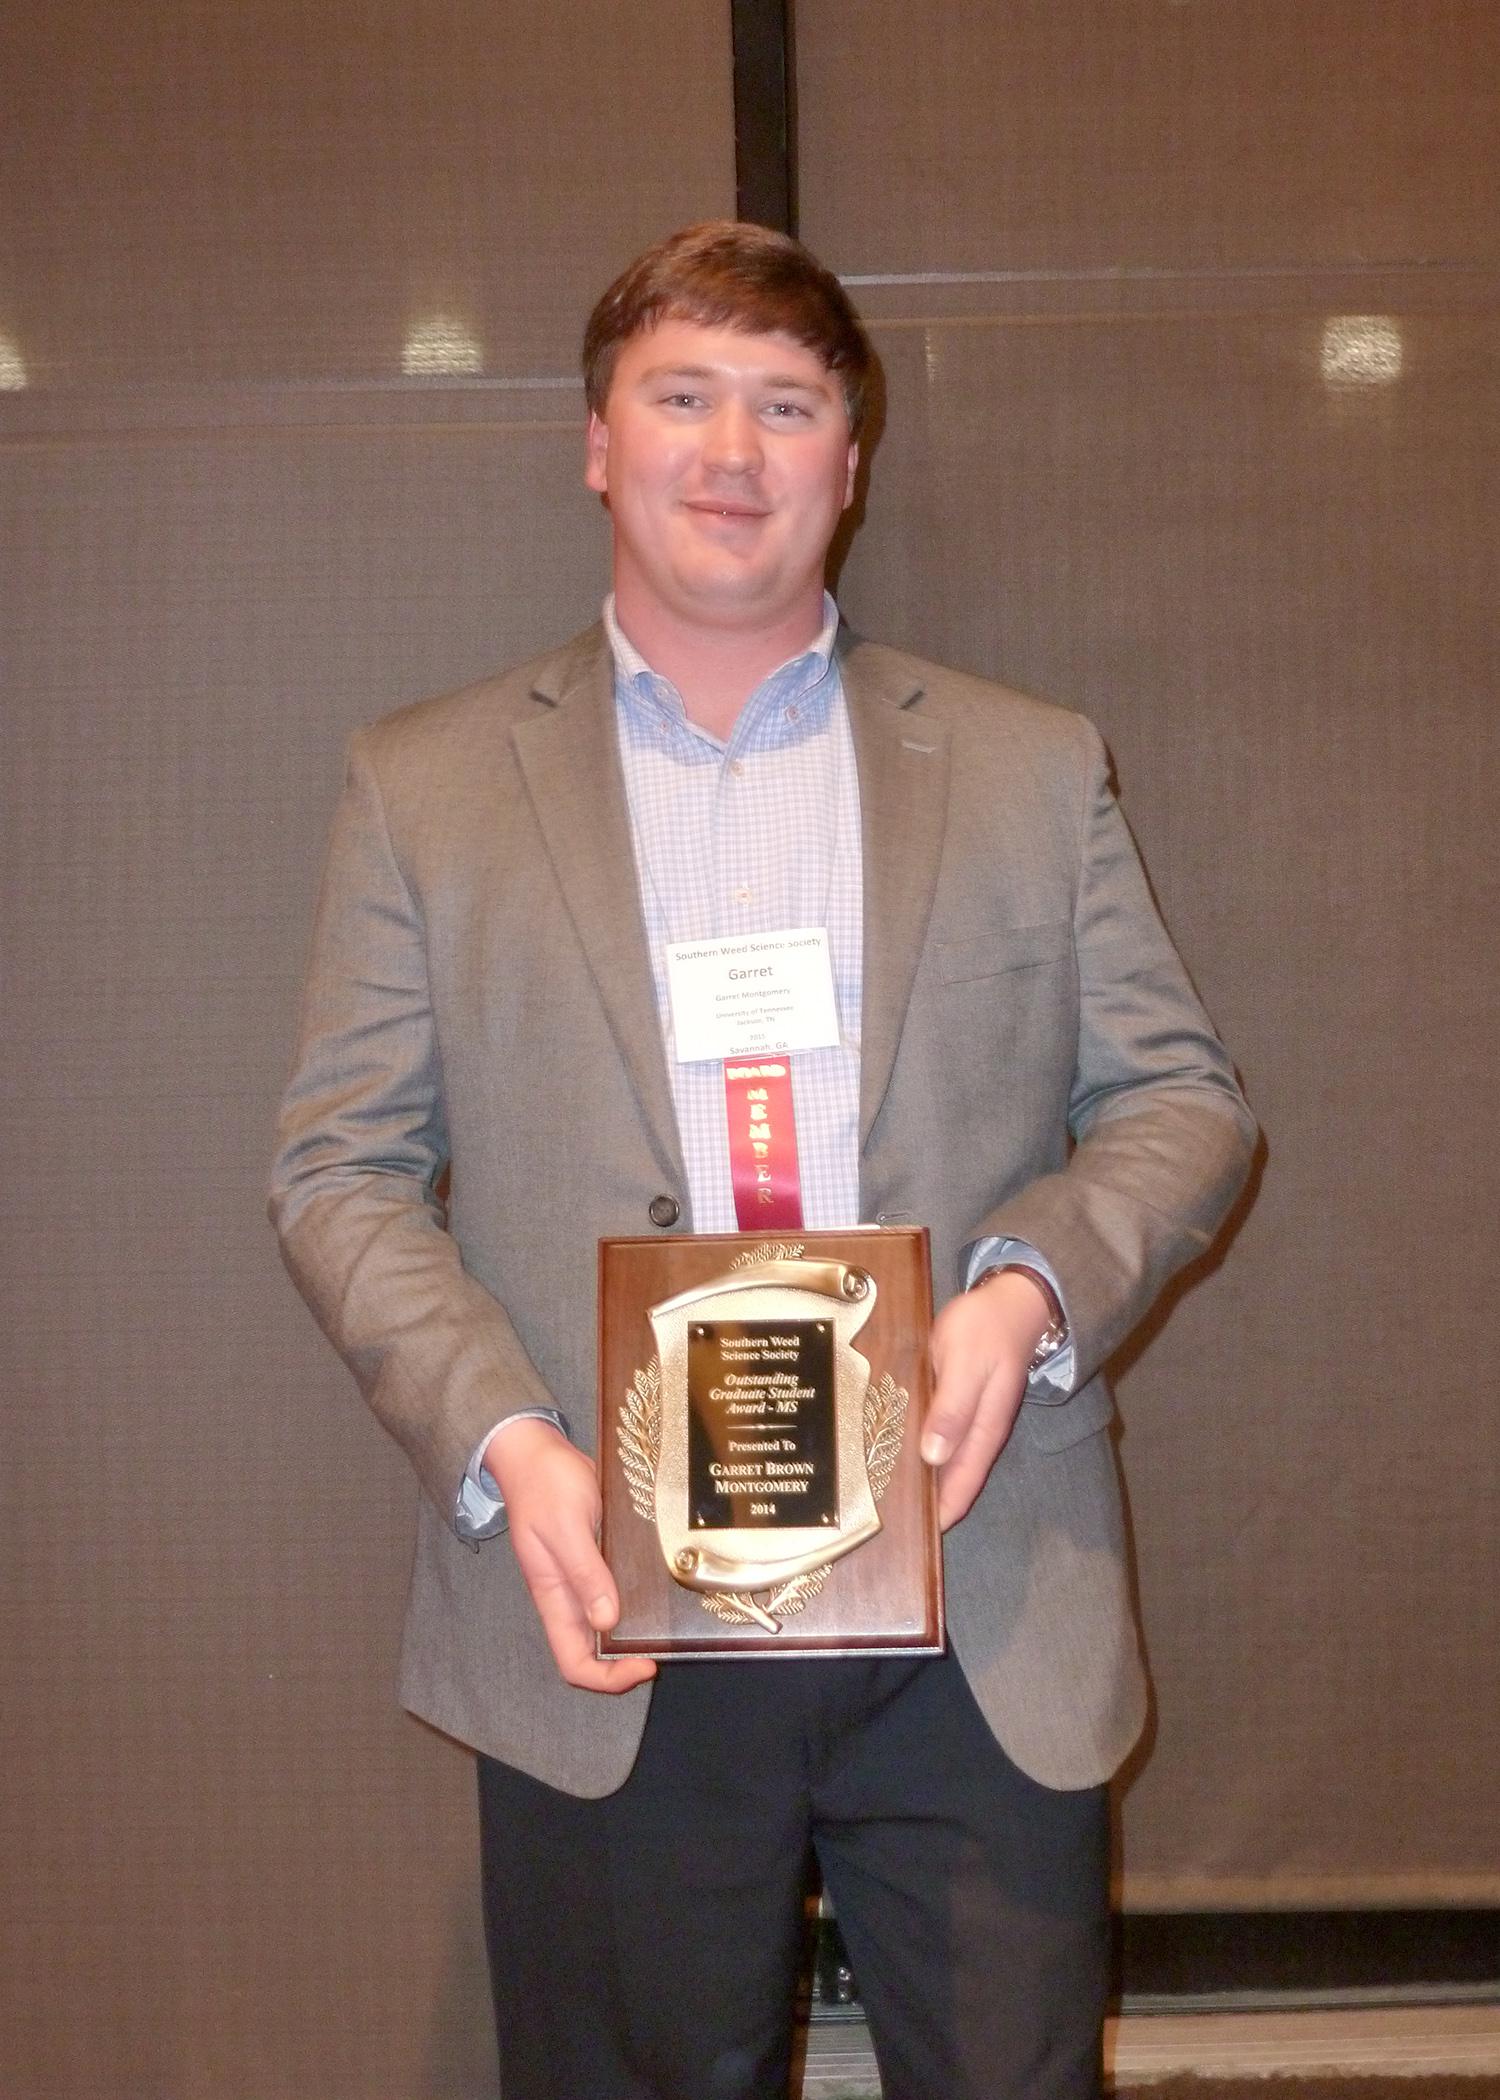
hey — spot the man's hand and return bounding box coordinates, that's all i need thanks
[921,1270,1053,1529]
[484,1419,657,1695]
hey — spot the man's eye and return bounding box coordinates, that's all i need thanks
[765,400,810,419]
[661,392,703,409]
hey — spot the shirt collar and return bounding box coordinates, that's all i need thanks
[604,594,841,734]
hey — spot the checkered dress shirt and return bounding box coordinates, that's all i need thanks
[608,592,862,1233]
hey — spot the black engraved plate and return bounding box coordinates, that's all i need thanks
[687,1319,838,1530]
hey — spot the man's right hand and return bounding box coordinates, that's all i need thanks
[483,1419,657,1695]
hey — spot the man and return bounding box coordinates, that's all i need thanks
[271,222,1255,2100]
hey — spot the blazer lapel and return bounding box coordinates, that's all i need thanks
[511,624,949,1185]
[840,634,951,1150]
[512,627,687,1190]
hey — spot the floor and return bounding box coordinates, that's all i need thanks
[796,2005,1500,2097]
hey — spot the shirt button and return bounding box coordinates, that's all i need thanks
[733,884,752,905]
[786,703,800,722]
[729,758,745,777]
[647,1193,681,1228]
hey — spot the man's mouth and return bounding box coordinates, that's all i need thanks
[684,499,769,520]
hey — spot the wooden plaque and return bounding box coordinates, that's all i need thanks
[598,1229,944,1658]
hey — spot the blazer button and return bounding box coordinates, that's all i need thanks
[647,1193,681,1228]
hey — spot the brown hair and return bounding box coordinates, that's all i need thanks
[582,220,874,439]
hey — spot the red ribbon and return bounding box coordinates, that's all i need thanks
[724,1059,804,1231]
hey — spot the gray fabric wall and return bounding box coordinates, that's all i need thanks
[796,0,1500,1906]
[2,7,733,2097]
[2,4,1495,2096]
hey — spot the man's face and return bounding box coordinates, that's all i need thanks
[585,319,858,636]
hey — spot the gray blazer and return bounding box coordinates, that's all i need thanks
[270,623,1255,1795]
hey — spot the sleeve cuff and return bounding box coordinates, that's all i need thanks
[454,1407,572,1545]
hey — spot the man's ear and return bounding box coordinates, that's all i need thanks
[843,441,859,510]
[585,411,609,496]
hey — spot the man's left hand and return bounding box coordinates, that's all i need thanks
[922,1270,1053,1529]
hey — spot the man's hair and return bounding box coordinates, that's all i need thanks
[582,220,874,440]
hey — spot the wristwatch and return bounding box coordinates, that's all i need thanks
[970,1262,1070,1373]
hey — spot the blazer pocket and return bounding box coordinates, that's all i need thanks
[932,920,1073,985]
[1019,1376,1115,1454]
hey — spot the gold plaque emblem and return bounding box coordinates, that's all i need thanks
[617,1245,908,1633]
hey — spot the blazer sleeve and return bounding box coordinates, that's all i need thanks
[968,715,1258,1391]
[268,728,560,1533]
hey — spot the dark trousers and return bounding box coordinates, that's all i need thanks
[477,1651,1109,2100]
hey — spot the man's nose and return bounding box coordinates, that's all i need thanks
[702,400,763,473]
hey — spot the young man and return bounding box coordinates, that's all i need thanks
[271,222,1255,2100]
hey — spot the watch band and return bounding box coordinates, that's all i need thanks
[970,1262,1069,1372]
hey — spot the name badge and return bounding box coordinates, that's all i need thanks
[666,929,840,1063]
